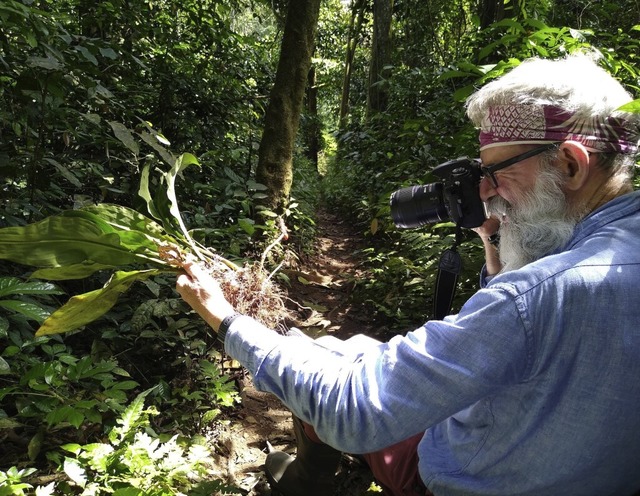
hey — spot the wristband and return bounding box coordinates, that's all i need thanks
[218,313,242,344]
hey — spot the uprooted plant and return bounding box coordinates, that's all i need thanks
[0,149,290,337]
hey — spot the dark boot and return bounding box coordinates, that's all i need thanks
[264,416,342,496]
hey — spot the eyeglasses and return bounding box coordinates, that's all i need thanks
[480,142,559,188]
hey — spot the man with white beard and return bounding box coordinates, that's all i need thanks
[177,53,640,496]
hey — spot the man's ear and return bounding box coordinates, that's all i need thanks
[557,141,591,191]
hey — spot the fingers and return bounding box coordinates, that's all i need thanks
[472,217,501,238]
[179,258,215,286]
[175,272,192,291]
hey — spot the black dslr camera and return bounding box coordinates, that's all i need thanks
[390,157,487,229]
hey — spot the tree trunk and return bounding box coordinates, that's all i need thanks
[339,0,367,130]
[479,0,501,28]
[366,0,394,117]
[305,64,320,172]
[255,0,322,215]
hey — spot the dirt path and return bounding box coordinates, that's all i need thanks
[212,209,380,495]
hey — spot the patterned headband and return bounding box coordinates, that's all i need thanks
[479,104,639,154]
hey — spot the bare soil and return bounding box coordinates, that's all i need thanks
[212,209,384,495]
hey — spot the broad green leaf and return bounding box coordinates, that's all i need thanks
[46,405,75,426]
[28,430,44,461]
[238,218,255,236]
[138,164,181,237]
[0,277,64,297]
[109,121,139,155]
[82,113,101,125]
[99,47,117,59]
[61,443,83,454]
[75,45,98,65]
[247,179,268,191]
[165,154,202,256]
[68,410,84,429]
[36,269,162,336]
[31,263,116,281]
[139,129,175,166]
[26,55,62,70]
[617,99,640,113]
[0,356,10,375]
[0,300,50,323]
[138,164,162,223]
[113,488,143,496]
[109,380,138,391]
[0,416,21,427]
[78,204,176,251]
[43,158,83,188]
[0,214,155,269]
[527,18,551,30]
[96,85,114,99]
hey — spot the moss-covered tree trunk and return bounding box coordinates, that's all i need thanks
[366,0,394,117]
[339,0,367,131]
[255,0,322,215]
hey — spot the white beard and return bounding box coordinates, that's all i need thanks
[486,167,579,273]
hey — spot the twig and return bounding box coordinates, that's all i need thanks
[258,217,288,273]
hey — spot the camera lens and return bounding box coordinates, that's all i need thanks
[390,183,449,228]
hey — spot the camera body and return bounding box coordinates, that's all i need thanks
[390,157,487,229]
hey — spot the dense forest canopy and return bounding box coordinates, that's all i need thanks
[0,0,639,493]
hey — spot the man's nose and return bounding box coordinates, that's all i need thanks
[479,175,497,202]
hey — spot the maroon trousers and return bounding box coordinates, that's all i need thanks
[301,423,432,496]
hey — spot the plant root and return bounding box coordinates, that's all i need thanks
[209,257,290,331]
[159,244,290,330]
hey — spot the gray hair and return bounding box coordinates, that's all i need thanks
[467,53,639,177]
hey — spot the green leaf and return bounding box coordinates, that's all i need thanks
[109,380,139,391]
[0,277,64,297]
[99,47,118,59]
[0,213,158,269]
[75,45,98,65]
[63,458,87,488]
[139,128,175,166]
[36,269,162,336]
[79,204,176,249]
[164,154,203,256]
[113,488,143,496]
[67,410,85,429]
[109,122,139,155]
[61,443,82,455]
[238,218,255,235]
[138,163,162,223]
[0,356,10,375]
[28,430,44,461]
[138,164,181,236]
[26,55,62,71]
[109,387,155,443]
[43,158,83,188]
[0,416,21,427]
[31,263,116,281]
[0,300,50,322]
[617,99,640,113]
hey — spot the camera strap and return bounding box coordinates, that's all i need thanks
[434,226,463,319]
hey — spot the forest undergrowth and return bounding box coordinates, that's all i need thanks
[216,207,387,495]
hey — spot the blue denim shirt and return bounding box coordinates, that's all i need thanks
[225,190,640,495]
